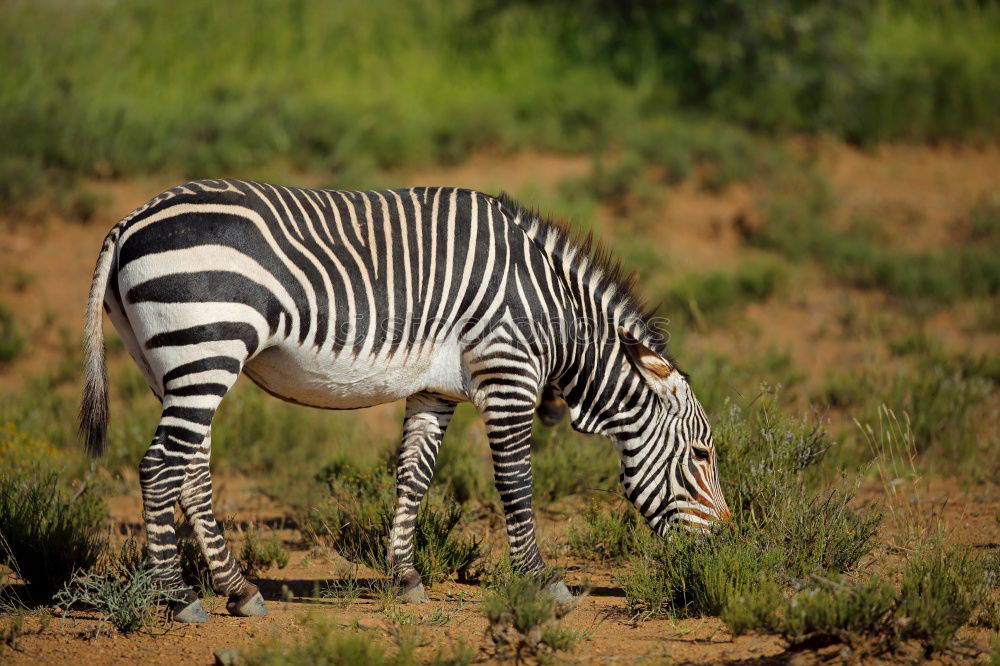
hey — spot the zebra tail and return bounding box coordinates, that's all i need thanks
[79,227,119,458]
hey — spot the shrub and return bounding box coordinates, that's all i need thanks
[239,527,290,577]
[483,571,579,660]
[0,464,107,601]
[530,422,618,504]
[53,539,178,634]
[620,525,782,620]
[177,536,213,596]
[724,540,988,656]
[566,501,653,563]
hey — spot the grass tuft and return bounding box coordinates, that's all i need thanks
[239,527,290,577]
[483,570,579,660]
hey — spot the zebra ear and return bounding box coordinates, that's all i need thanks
[618,327,675,392]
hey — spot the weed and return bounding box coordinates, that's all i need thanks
[483,571,578,660]
[530,421,618,504]
[239,527,290,577]
[53,539,178,635]
[177,537,214,596]
[0,462,107,601]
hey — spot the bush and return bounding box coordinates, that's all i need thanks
[724,540,988,656]
[530,422,618,504]
[483,570,579,660]
[566,501,653,563]
[239,527,290,577]
[53,539,178,634]
[0,463,107,601]
[618,394,881,620]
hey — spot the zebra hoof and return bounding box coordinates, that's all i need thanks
[543,580,573,604]
[399,581,429,604]
[172,598,209,623]
[227,589,268,617]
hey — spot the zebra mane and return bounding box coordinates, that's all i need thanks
[493,191,669,357]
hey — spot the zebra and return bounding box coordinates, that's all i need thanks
[80,179,730,623]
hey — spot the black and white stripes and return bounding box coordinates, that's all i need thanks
[80,179,730,621]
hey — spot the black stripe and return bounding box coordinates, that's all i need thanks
[146,322,259,355]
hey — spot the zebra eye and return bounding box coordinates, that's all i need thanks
[691,445,710,461]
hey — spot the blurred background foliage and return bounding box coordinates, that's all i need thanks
[1,0,998,210]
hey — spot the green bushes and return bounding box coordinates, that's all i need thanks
[725,541,989,656]
[1,0,998,212]
[239,527,290,577]
[618,394,880,620]
[566,502,653,563]
[0,461,107,601]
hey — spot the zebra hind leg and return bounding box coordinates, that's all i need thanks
[178,435,266,617]
[387,393,456,603]
[139,417,210,622]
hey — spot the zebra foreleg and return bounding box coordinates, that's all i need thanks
[178,435,265,617]
[388,393,456,603]
[477,383,574,603]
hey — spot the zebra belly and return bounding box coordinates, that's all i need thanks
[243,343,468,409]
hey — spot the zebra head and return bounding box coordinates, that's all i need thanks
[615,328,731,535]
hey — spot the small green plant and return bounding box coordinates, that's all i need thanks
[566,501,653,563]
[239,527,290,577]
[530,422,618,504]
[483,570,579,660]
[0,464,107,601]
[53,539,179,634]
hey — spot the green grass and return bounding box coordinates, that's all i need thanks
[750,180,1000,308]
[566,501,654,563]
[0,303,25,366]
[239,527,290,577]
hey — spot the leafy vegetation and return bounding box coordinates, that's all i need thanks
[0,302,25,366]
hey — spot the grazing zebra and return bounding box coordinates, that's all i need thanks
[80,180,730,622]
